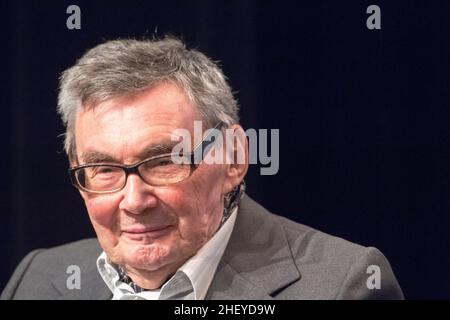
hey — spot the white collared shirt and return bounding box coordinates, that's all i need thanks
[97,207,237,300]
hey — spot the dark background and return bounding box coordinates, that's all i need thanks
[0,0,449,299]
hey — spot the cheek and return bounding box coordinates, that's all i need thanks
[167,168,225,239]
[84,194,121,229]
[191,165,226,209]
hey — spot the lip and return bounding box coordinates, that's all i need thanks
[121,225,173,240]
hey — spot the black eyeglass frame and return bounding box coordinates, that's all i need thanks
[68,122,225,194]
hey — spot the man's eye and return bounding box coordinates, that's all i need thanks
[89,167,115,178]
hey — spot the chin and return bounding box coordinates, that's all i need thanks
[123,242,175,271]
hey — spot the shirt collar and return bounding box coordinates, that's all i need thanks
[96,206,238,300]
[178,205,237,299]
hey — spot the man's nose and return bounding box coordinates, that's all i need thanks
[118,174,158,215]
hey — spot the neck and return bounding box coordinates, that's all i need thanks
[122,261,185,290]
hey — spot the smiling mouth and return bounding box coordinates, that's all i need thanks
[121,225,173,240]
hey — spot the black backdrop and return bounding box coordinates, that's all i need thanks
[1,0,449,299]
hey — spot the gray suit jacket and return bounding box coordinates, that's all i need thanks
[1,195,404,299]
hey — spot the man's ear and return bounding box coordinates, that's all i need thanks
[222,124,249,195]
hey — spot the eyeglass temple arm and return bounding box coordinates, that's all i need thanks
[192,122,224,164]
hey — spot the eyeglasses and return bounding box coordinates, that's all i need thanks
[69,122,224,194]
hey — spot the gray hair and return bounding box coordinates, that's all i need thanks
[57,36,239,161]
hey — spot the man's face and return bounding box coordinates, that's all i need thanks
[74,82,230,275]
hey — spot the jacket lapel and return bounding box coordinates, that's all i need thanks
[206,195,301,299]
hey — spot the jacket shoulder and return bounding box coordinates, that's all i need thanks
[275,213,367,262]
[272,214,404,299]
[1,238,101,300]
[25,238,102,275]
[35,238,101,263]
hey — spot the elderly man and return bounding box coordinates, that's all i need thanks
[1,37,403,300]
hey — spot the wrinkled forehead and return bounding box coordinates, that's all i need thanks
[78,82,200,126]
[73,83,203,163]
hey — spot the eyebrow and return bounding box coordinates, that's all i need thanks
[80,151,116,164]
[80,141,181,164]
